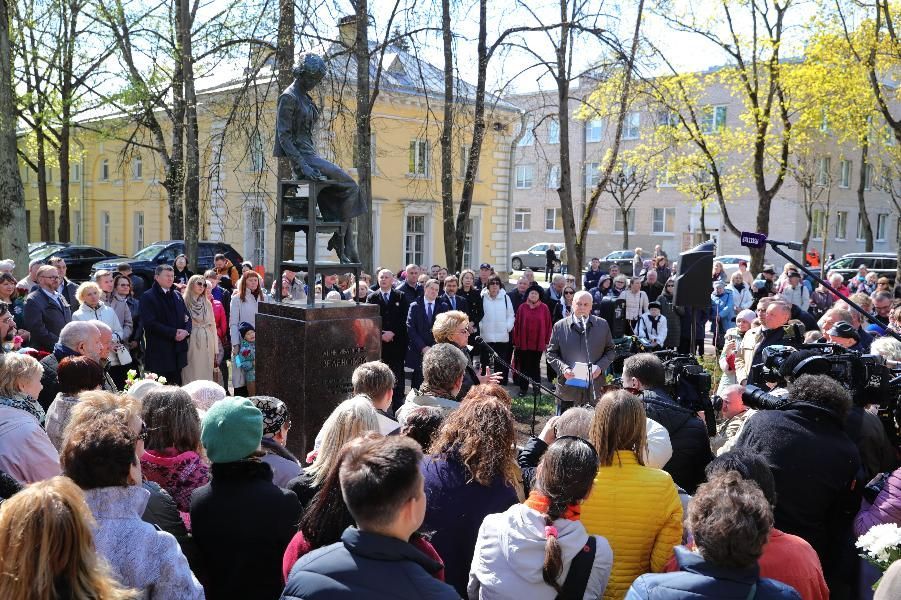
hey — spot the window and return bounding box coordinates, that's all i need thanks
[547,120,560,144]
[614,208,636,233]
[652,208,675,233]
[249,133,264,172]
[857,213,868,240]
[22,166,29,183]
[877,213,888,241]
[100,159,109,182]
[461,218,475,268]
[547,165,560,189]
[250,207,266,266]
[811,208,827,240]
[404,215,426,265]
[72,163,81,182]
[817,156,831,186]
[820,111,829,133]
[586,119,603,143]
[133,212,144,254]
[132,155,142,180]
[700,105,727,134]
[623,112,640,140]
[865,164,874,190]
[514,209,531,232]
[656,110,678,127]
[408,139,430,176]
[840,159,852,188]
[459,145,470,179]
[658,169,677,187]
[545,208,562,231]
[585,162,600,188]
[47,167,53,183]
[515,165,534,189]
[101,211,110,250]
[835,211,847,239]
[518,121,535,146]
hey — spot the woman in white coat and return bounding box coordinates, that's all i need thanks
[480,275,515,385]
[229,270,266,394]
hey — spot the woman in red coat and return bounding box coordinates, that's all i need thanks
[512,288,552,397]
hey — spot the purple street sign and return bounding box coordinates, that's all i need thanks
[740,232,767,249]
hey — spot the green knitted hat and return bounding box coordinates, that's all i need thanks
[201,397,263,463]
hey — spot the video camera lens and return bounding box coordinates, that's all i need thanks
[711,394,724,412]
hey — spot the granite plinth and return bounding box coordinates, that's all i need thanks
[255,301,381,456]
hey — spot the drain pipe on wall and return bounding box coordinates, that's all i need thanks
[74,136,86,243]
[505,110,527,280]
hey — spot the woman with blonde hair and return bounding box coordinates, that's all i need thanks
[0,352,59,483]
[581,390,683,599]
[286,396,379,509]
[229,270,266,394]
[181,275,217,385]
[0,476,136,600]
[421,396,522,595]
[433,310,499,398]
[72,280,127,373]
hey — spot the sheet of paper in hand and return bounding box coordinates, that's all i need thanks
[566,362,598,388]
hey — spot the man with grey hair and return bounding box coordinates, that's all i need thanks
[140,264,191,385]
[740,300,794,386]
[712,384,754,455]
[48,256,79,311]
[395,343,467,425]
[367,268,408,410]
[92,320,120,392]
[16,257,44,295]
[23,264,72,351]
[546,290,615,412]
[37,321,103,410]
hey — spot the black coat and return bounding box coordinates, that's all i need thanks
[286,471,320,512]
[367,288,408,360]
[733,402,861,582]
[641,388,712,494]
[517,436,548,494]
[436,293,468,316]
[140,282,191,375]
[23,289,72,351]
[281,527,458,600]
[191,459,301,600]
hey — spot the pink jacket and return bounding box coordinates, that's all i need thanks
[855,468,901,537]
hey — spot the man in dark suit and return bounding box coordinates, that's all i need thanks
[48,256,80,312]
[406,279,444,390]
[140,264,191,385]
[395,264,422,306]
[436,275,469,315]
[367,268,409,412]
[23,264,73,351]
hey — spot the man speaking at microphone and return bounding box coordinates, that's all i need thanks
[546,290,616,414]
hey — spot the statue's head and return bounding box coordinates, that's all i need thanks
[293,53,327,88]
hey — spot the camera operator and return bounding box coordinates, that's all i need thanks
[824,320,864,352]
[737,301,802,386]
[710,384,755,456]
[834,297,874,352]
[621,353,712,493]
[733,374,861,595]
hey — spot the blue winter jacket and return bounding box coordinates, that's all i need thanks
[710,290,735,329]
[625,546,801,600]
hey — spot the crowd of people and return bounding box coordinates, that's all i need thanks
[2,248,901,599]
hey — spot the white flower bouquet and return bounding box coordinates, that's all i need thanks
[857,523,901,589]
[123,369,167,391]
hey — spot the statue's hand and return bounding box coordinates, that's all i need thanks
[301,163,325,181]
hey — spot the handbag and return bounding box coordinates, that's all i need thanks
[115,344,133,365]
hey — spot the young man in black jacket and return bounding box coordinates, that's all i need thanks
[282,436,458,599]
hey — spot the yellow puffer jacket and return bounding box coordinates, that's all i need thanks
[580,450,683,600]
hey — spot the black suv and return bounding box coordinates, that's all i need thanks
[824,252,898,283]
[91,241,243,288]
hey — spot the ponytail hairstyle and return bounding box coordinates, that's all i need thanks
[534,436,599,593]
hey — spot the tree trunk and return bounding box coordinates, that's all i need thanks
[700,202,707,238]
[353,5,374,273]
[621,207,629,249]
[56,0,79,243]
[857,138,874,252]
[453,0,487,273]
[177,0,199,269]
[36,133,50,240]
[0,0,29,270]
[168,52,185,240]
[440,0,456,270]
[556,0,578,285]
[276,0,294,265]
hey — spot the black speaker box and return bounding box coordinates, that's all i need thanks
[673,242,715,309]
[597,296,627,338]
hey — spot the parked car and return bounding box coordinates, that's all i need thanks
[824,252,897,283]
[510,243,565,271]
[29,243,123,282]
[91,241,243,288]
[713,254,751,279]
[598,250,636,276]
[28,241,66,256]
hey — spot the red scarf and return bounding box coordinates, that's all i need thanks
[524,491,582,521]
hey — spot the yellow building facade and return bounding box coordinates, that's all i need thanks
[20,47,521,276]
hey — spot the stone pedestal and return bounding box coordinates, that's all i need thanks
[255,301,381,456]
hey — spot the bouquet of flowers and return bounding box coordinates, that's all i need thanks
[857,523,901,589]
[124,369,167,391]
